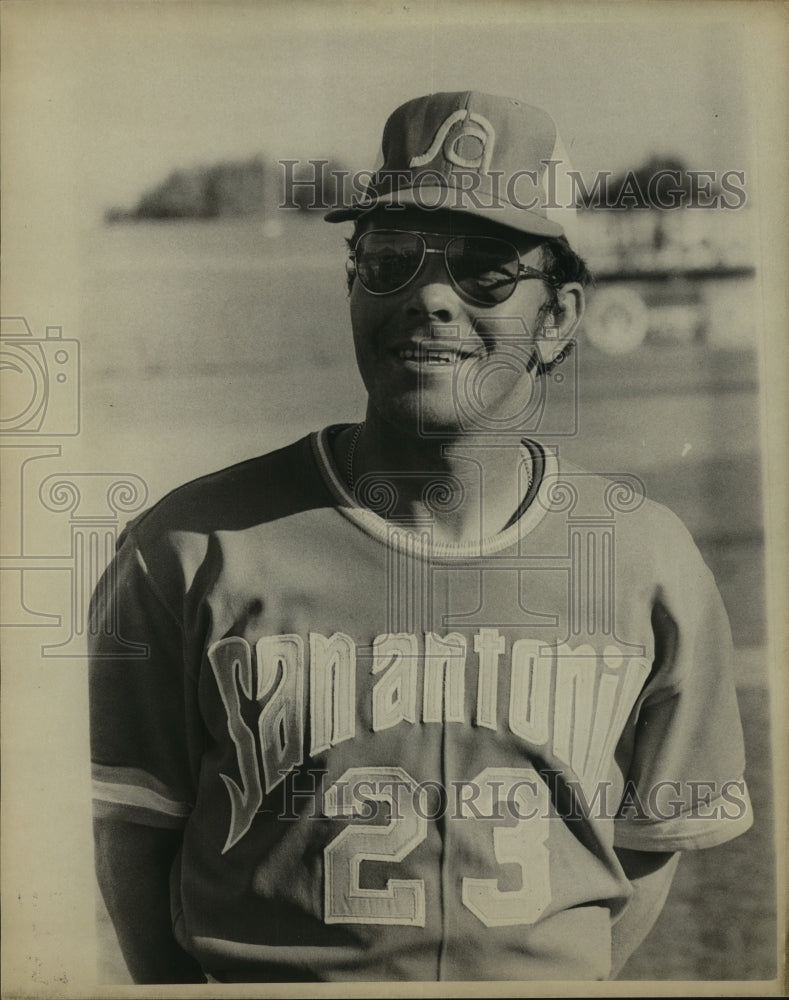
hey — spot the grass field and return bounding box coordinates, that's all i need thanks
[619,682,777,981]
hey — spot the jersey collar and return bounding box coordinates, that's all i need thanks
[311,425,557,559]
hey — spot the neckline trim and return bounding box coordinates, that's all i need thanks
[311,426,557,559]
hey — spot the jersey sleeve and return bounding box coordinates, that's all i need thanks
[613,525,754,853]
[89,530,197,830]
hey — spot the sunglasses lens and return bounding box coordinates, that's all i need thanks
[447,237,520,304]
[353,232,523,303]
[355,232,424,294]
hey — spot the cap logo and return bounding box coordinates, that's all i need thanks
[409,109,496,173]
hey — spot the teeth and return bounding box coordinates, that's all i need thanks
[397,348,459,364]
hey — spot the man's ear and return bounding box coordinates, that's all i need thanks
[535,282,585,367]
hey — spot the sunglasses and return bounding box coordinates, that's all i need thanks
[348,229,557,305]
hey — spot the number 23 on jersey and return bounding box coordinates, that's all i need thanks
[323,766,552,927]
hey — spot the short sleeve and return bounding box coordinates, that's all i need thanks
[89,532,196,829]
[614,539,754,852]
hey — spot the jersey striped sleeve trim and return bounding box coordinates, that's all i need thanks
[311,426,557,558]
[92,763,191,828]
[613,781,754,852]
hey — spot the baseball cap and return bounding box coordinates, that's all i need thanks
[325,90,569,237]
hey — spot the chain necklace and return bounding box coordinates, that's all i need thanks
[345,421,365,493]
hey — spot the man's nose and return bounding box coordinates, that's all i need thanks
[404,254,463,326]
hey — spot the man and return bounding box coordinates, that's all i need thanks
[90,91,753,984]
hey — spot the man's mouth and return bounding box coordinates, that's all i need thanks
[393,346,475,366]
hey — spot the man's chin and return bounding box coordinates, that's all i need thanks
[373,398,467,440]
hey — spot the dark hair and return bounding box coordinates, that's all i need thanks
[533,234,593,375]
[344,225,593,377]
